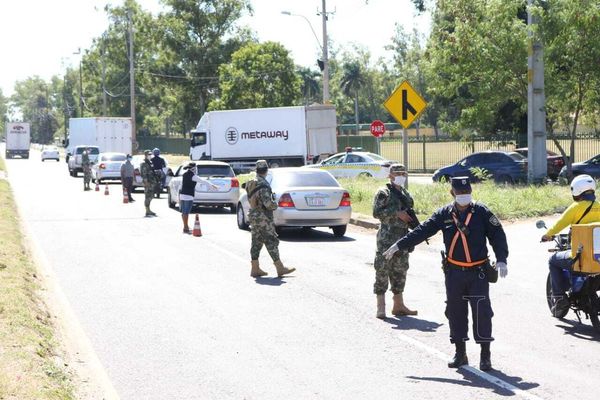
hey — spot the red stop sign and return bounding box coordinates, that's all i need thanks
[370,120,386,137]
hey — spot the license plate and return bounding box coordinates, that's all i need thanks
[306,196,328,207]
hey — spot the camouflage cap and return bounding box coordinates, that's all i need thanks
[143,149,152,155]
[256,159,268,169]
[389,163,406,174]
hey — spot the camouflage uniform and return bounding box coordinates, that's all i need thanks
[140,151,158,214]
[373,181,413,295]
[82,151,92,190]
[247,174,280,261]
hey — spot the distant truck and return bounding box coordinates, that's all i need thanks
[189,105,337,172]
[5,122,31,159]
[65,117,133,174]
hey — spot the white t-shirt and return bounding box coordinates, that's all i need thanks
[180,175,212,201]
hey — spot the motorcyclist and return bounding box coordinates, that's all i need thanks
[150,147,167,198]
[541,174,600,316]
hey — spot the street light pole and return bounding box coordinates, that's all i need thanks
[320,0,330,104]
[73,48,83,117]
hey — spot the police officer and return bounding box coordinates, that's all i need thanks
[151,148,167,198]
[372,163,418,319]
[383,177,508,371]
[245,160,295,278]
[140,150,158,217]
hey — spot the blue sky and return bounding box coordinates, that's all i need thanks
[0,0,430,97]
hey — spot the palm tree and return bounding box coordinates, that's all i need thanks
[297,67,321,105]
[340,61,366,134]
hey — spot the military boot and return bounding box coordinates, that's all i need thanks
[376,294,386,319]
[448,342,468,368]
[479,342,492,371]
[250,260,268,277]
[274,260,295,277]
[392,293,418,316]
[145,207,156,217]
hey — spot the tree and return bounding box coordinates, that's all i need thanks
[340,60,366,132]
[297,66,321,105]
[0,89,7,136]
[11,77,59,143]
[209,41,301,110]
[540,0,600,177]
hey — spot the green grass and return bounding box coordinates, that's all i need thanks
[0,171,74,398]
[338,177,573,221]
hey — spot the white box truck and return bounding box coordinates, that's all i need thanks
[65,117,132,173]
[190,105,337,172]
[5,122,31,159]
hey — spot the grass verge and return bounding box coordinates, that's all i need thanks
[0,161,74,399]
[338,177,572,220]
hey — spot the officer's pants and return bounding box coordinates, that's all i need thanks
[445,268,494,343]
[549,250,572,296]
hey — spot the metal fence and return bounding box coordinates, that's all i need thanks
[337,132,600,173]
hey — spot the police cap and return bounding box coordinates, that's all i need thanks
[451,176,472,191]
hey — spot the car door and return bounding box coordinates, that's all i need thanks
[344,154,367,177]
[170,165,184,200]
[320,154,346,178]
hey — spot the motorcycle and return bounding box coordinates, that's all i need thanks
[536,220,600,333]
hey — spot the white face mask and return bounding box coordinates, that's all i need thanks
[393,176,406,186]
[455,194,472,206]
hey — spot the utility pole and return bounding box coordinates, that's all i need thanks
[101,36,107,116]
[319,0,330,104]
[63,74,68,144]
[128,9,136,148]
[527,0,547,184]
[73,48,83,117]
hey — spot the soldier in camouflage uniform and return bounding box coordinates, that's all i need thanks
[373,163,418,319]
[140,150,158,217]
[82,148,92,191]
[246,160,295,278]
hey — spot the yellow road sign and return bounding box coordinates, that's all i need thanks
[383,80,428,129]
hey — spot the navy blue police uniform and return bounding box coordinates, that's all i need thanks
[390,177,508,352]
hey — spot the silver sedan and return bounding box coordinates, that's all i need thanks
[237,168,352,237]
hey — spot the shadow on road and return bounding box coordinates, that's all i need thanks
[385,316,443,332]
[253,277,288,286]
[407,366,540,396]
[555,318,600,341]
[277,228,356,243]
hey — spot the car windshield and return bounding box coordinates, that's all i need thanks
[196,165,235,177]
[272,171,339,188]
[507,152,526,161]
[76,147,99,155]
[101,154,126,161]
[366,152,385,161]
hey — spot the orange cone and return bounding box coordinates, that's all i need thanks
[122,187,129,204]
[95,181,100,191]
[104,184,109,196]
[192,214,202,237]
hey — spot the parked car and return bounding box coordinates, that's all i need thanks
[304,149,396,179]
[91,152,127,183]
[41,146,60,162]
[237,168,352,237]
[558,154,600,181]
[131,155,172,192]
[514,147,566,180]
[167,161,239,213]
[68,145,99,176]
[432,151,527,184]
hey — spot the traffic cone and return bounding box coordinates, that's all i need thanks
[95,181,100,191]
[104,184,109,196]
[192,214,202,237]
[122,188,129,204]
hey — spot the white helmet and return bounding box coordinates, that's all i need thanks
[570,174,596,197]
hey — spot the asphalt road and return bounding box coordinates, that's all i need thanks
[4,149,600,400]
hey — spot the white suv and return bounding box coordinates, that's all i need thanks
[68,146,99,177]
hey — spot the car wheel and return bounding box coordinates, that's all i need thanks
[497,175,513,184]
[229,203,237,214]
[332,225,347,237]
[167,189,176,209]
[237,204,249,230]
[42,159,45,162]
[441,175,452,183]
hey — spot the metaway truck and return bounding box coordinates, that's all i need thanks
[189,105,337,172]
[5,122,31,159]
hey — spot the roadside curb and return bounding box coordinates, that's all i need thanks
[350,213,379,230]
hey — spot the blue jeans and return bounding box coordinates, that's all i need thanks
[549,250,572,296]
[180,200,193,215]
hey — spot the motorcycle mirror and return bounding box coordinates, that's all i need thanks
[535,220,547,229]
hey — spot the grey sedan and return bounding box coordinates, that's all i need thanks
[236,168,352,237]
